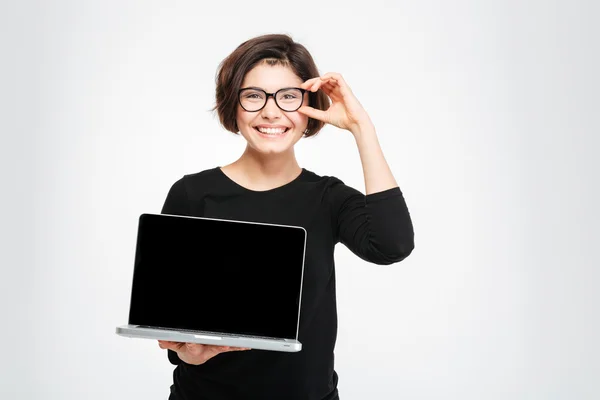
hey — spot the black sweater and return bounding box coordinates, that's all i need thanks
[160,167,414,400]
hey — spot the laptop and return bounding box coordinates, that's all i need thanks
[115,213,306,352]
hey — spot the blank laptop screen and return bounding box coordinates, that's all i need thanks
[128,214,306,339]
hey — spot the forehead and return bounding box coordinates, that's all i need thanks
[241,63,303,91]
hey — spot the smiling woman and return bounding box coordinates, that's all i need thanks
[157,33,415,400]
[212,35,330,138]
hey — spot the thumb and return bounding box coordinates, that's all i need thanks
[297,106,328,123]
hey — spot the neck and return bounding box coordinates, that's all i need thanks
[223,146,302,190]
[230,146,301,181]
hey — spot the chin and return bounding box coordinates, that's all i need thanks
[252,143,294,155]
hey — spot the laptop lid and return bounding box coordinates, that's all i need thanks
[127,213,306,340]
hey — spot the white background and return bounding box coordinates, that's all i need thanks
[2,1,599,399]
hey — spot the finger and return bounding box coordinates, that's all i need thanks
[310,77,336,92]
[300,77,320,89]
[321,81,336,93]
[315,82,337,100]
[217,346,238,354]
[323,72,350,91]
[304,76,335,91]
[320,73,352,96]
[228,346,251,351]
[159,341,183,351]
[186,342,205,350]
[297,105,328,122]
[321,72,343,82]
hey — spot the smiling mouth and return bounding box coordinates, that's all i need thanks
[254,126,290,136]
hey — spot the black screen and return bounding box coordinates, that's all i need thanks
[128,214,306,339]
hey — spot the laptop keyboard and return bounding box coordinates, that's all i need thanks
[138,325,282,341]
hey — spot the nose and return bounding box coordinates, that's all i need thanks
[260,96,281,119]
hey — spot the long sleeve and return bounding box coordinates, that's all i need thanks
[331,181,414,265]
[160,177,190,366]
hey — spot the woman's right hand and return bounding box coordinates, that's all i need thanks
[158,340,251,365]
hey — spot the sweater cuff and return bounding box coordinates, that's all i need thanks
[168,349,182,365]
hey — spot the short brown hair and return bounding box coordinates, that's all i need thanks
[212,34,330,137]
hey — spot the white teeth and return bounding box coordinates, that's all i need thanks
[257,127,287,135]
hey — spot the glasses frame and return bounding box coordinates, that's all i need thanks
[238,87,308,112]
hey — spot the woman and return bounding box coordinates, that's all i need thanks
[157,33,414,400]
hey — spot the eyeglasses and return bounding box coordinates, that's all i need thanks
[238,87,307,112]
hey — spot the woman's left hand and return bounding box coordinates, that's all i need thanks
[297,72,373,134]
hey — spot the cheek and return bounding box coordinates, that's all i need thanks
[236,108,249,125]
[236,111,255,134]
[290,113,309,129]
